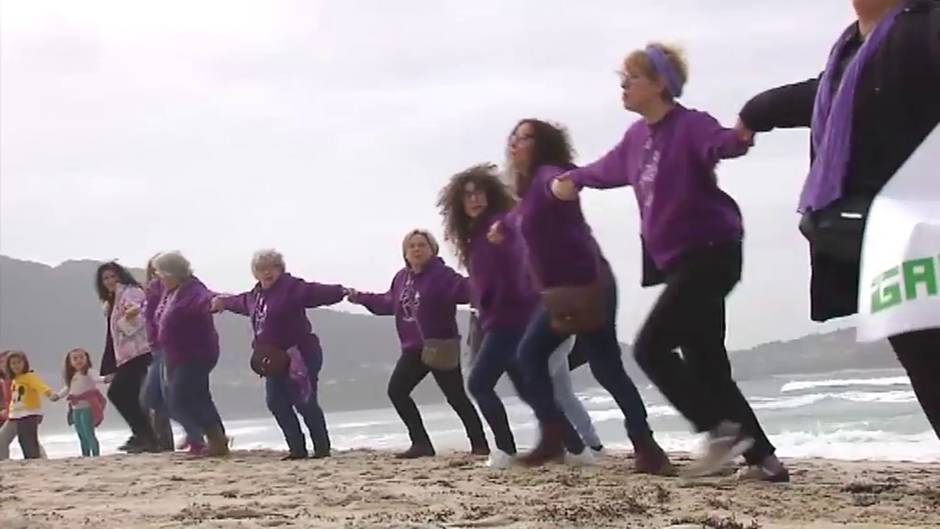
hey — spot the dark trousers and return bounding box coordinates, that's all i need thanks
[167,359,224,441]
[14,416,41,459]
[108,353,155,440]
[890,329,940,440]
[387,351,487,450]
[266,350,330,457]
[140,351,175,450]
[467,329,528,454]
[634,242,774,465]
[517,278,650,443]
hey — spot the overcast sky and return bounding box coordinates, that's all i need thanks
[1,0,857,348]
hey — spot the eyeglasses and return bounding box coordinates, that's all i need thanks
[509,133,535,146]
[463,189,486,199]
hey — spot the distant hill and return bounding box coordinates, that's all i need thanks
[0,255,902,429]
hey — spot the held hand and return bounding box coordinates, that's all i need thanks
[210,296,226,314]
[103,374,115,384]
[124,304,141,318]
[551,173,579,201]
[345,288,360,304]
[486,221,504,244]
[734,118,755,145]
[48,393,61,402]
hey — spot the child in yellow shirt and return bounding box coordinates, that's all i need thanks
[4,351,59,459]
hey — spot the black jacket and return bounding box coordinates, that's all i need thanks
[739,0,940,322]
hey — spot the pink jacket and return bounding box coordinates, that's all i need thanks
[110,283,152,367]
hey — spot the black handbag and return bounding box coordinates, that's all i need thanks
[801,195,873,263]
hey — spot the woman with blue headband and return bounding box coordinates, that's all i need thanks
[552,43,787,482]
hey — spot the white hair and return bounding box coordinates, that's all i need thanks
[251,249,286,272]
[153,251,193,280]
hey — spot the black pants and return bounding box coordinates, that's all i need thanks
[387,351,487,450]
[889,329,940,440]
[14,416,42,459]
[108,353,155,440]
[634,242,775,465]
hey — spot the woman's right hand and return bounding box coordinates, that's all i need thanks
[487,221,505,244]
[209,296,226,313]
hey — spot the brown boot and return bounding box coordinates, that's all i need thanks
[206,428,230,457]
[519,421,566,467]
[631,432,674,476]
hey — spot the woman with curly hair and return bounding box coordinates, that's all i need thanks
[490,119,671,472]
[437,164,602,468]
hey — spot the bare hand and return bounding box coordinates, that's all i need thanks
[487,221,504,244]
[124,304,141,318]
[103,374,115,384]
[49,393,61,402]
[210,296,226,313]
[345,288,360,304]
[551,173,579,201]
[734,118,755,145]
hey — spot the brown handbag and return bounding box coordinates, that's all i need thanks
[420,338,461,371]
[250,343,290,377]
[541,283,605,335]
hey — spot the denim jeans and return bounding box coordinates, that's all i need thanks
[167,359,223,444]
[266,349,331,457]
[517,279,651,440]
[467,329,528,454]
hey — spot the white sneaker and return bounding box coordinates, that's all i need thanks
[564,448,596,467]
[590,445,607,457]
[681,421,754,478]
[485,449,515,469]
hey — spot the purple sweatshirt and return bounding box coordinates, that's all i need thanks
[144,280,164,351]
[467,212,538,332]
[357,257,470,354]
[568,105,748,271]
[509,164,604,288]
[221,273,345,357]
[154,276,220,367]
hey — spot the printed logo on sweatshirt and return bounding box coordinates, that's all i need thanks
[399,274,420,323]
[252,292,269,336]
[636,137,661,214]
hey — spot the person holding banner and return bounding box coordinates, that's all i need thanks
[737,0,940,439]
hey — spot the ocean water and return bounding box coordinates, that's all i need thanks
[12,367,939,462]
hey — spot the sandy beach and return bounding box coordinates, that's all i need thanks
[1,450,938,529]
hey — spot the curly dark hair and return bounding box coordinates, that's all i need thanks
[437,164,516,267]
[507,118,576,195]
[95,261,141,304]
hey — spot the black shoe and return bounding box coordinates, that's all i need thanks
[125,436,160,454]
[281,452,308,461]
[311,450,331,459]
[471,445,491,456]
[395,444,435,459]
[118,436,139,452]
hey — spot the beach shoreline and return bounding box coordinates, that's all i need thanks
[1,449,938,528]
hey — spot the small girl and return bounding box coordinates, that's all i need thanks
[59,348,107,457]
[3,351,59,459]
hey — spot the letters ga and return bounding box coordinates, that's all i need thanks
[870,255,940,313]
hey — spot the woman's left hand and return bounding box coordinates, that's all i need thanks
[124,304,141,318]
[551,173,579,201]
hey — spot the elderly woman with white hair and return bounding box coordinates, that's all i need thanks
[211,250,347,460]
[346,229,489,459]
[152,251,228,457]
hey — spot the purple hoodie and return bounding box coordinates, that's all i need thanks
[509,164,604,289]
[154,276,220,367]
[568,105,748,271]
[467,212,538,332]
[221,273,345,357]
[357,257,470,354]
[144,280,164,351]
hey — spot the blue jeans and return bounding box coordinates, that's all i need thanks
[467,329,528,454]
[517,280,651,440]
[266,349,330,456]
[141,352,169,416]
[167,359,223,444]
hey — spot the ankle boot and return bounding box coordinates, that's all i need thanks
[206,428,230,457]
[630,432,674,476]
[519,420,566,467]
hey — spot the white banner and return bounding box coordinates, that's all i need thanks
[858,125,940,342]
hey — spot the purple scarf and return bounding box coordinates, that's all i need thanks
[799,2,908,213]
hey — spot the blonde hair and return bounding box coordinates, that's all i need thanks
[153,251,193,280]
[401,229,440,267]
[624,42,689,99]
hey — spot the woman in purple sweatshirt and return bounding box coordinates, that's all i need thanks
[437,164,597,468]
[491,119,671,473]
[211,250,346,460]
[553,43,786,481]
[152,251,228,457]
[347,229,488,459]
